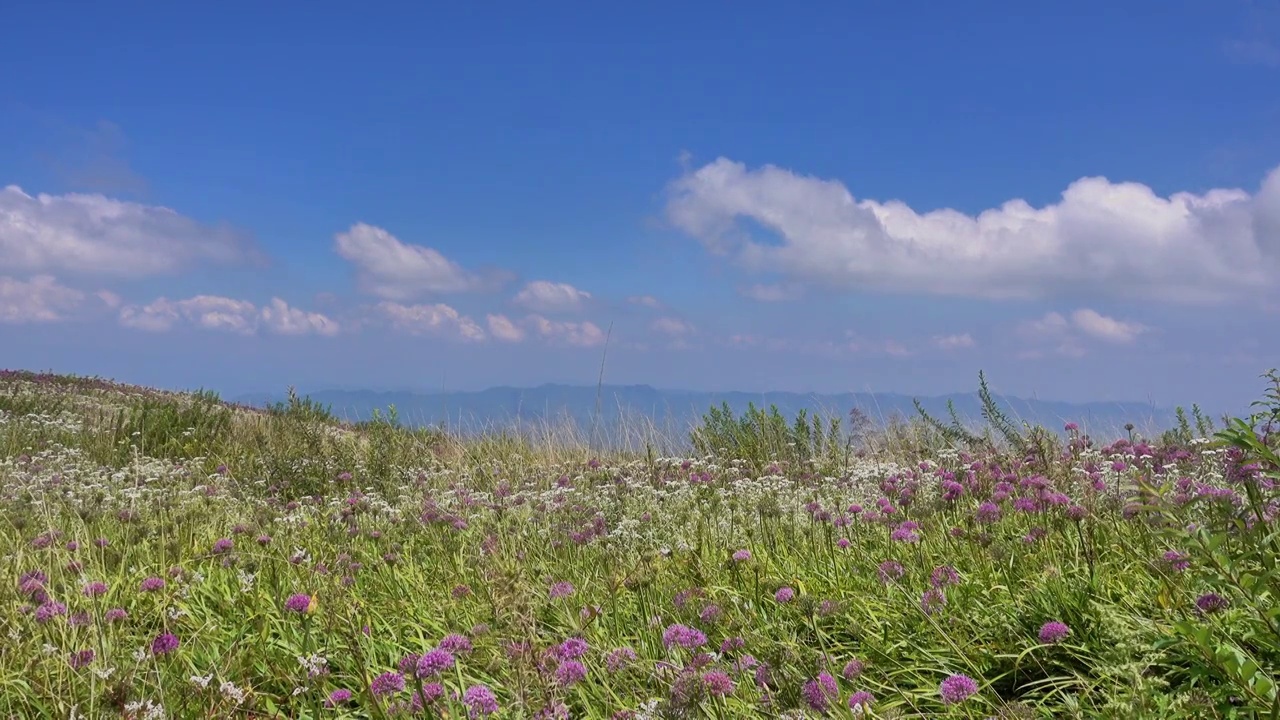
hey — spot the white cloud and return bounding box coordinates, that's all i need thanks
[119,295,338,336]
[933,333,976,350]
[375,301,486,341]
[260,297,341,337]
[650,317,696,337]
[525,314,607,347]
[1068,308,1146,344]
[0,185,259,279]
[0,275,85,324]
[665,158,1280,305]
[1017,308,1145,356]
[626,295,663,309]
[512,280,592,313]
[741,283,801,302]
[334,223,501,300]
[486,314,526,342]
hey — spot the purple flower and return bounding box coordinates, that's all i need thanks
[920,588,947,615]
[35,601,67,624]
[325,689,353,708]
[549,581,575,600]
[841,658,865,680]
[105,607,128,623]
[417,649,455,676]
[1038,621,1070,644]
[732,549,751,562]
[462,684,499,717]
[975,502,1002,524]
[139,576,165,593]
[557,637,589,660]
[801,672,839,712]
[438,633,473,654]
[606,647,637,673]
[774,587,795,603]
[212,538,233,554]
[662,623,708,650]
[554,659,587,686]
[68,648,95,669]
[702,669,735,697]
[877,560,905,584]
[848,690,875,711]
[284,593,314,614]
[1195,592,1229,614]
[82,581,108,598]
[1163,550,1190,572]
[930,565,960,588]
[371,671,405,697]
[699,604,722,623]
[151,632,180,656]
[939,674,978,704]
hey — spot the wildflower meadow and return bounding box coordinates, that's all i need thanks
[2,368,1279,719]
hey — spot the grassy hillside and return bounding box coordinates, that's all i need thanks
[1,368,1278,718]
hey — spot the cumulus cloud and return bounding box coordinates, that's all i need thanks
[741,283,801,302]
[374,301,486,341]
[665,158,1280,305]
[626,294,663,309]
[512,280,592,313]
[650,317,696,337]
[1018,308,1146,357]
[334,223,505,300]
[525,314,607,347]
[0,185,260,279]
[119,295,338,336]
[0,275,85,324]
[486,314,526,342]
[933,333,976,350]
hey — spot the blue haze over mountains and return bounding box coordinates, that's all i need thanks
[234,384,1201,447]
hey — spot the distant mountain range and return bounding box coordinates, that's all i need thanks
[234,384,1191,448]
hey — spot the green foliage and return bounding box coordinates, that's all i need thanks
[689,401,850,474]
[105,388,235,467]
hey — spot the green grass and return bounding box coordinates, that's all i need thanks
[1,368,1278,719]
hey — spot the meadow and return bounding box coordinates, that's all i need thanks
[2,368,1278,719]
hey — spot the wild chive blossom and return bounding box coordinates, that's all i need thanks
[35,601,67,624]
[105,608,128,623]
[462,685,499,717]
[1196,592,1229,614]
[212,538,233,554]
[1038,621,1070,644]
[920,588,947,615]
[557,637,589,660]
[877,560,905,584]
[417,649,456,676]
[151,632,180,656]
[284,593,314,614]
[848,690,875,711]
[732,549,751,562]
[801,672,839,712]
[82,581,108,598]
[702,669,735,697]
[699,604,722,623]
[68,649,95,669]
[975,502,1002,524]
[939,674,979,704]
[549,581,575,600]
[139,576,165,593]
[930,565,960,588]
[662,624,708,650]
[371,671,405,697]
[606,647,637,673]
[554,659,587,686]
[1163,550,1190,572]
[774,587,795,603]
[842,659,865,680]
[438,633,473,654]
[325,689,353,708]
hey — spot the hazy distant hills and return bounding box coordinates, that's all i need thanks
[234,384,1187,447]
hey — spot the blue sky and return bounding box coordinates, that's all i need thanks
[1,0,1278,412]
